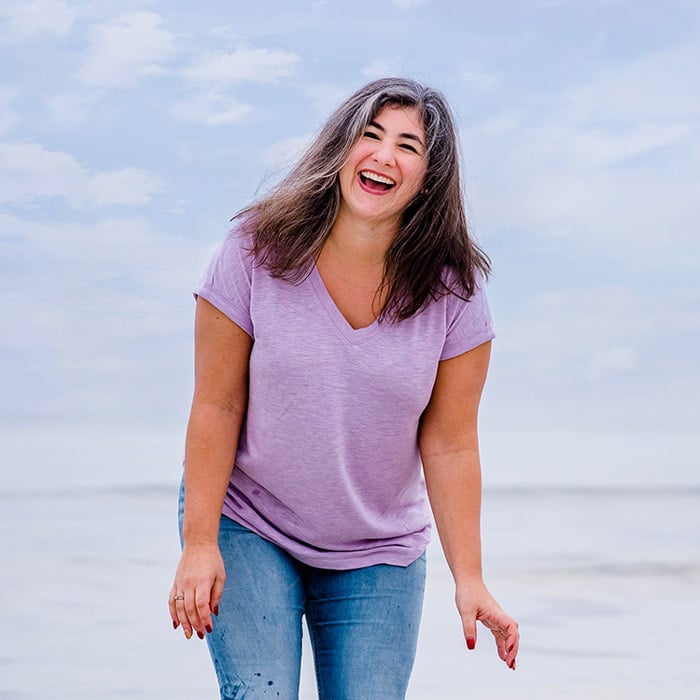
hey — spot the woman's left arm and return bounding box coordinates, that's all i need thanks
[419,340,519,670]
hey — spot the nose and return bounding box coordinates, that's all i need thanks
[372,139,395,166]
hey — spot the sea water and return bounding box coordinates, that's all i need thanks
[0,452,698,698]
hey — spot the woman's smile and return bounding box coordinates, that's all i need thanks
[336,105,427,230]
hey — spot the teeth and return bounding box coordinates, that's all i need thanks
[360,170,395,186]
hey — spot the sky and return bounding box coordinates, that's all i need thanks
[1,0,698,488]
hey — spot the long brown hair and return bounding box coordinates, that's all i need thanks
[236,77,490,322]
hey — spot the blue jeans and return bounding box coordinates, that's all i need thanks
[178,489,426,699]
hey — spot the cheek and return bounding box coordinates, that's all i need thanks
[406,164,427,194]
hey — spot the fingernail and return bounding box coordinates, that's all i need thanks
[213,605,219,616]
[172,620,179,630]
[197,630,204,640]
[205,623,213,634]
[467,637,475,650]
[184,629,192,640]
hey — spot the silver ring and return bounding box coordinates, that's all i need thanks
[174,595,185,601]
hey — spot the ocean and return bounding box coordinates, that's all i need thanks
[1,476,697,699]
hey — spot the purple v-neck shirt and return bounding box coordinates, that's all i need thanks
[194,226,495,569]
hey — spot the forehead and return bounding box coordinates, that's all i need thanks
[369,104,425,138]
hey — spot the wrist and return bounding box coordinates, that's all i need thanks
[453,571,485,588]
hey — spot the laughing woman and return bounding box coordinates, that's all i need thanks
[169,77,519,699]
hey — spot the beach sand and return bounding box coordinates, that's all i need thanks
[0,481,698,699]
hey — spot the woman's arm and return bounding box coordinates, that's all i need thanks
[168,297,253,640]
[419,340,519,669]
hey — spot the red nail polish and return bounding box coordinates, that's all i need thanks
[467,637,475,650]
[172,620,178,630]
[205,623,213,634]
[197,631,204,640]
[213,605,219,616]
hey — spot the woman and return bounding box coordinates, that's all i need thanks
[169,77,519,699]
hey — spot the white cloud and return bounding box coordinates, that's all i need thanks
[589,346,636,379]
[361,59,401,80]
[183,48,300,85]
[0,142,160,207]
[462,67,502,90]
[0,212,204,424]
[45,92,97,129]
[0,212,205,363]
[262,134,312,170]
[0,87,17,133]
[389,0,425,7]
[495,285,699,385]
[0,0,74,41]
[76,167,160,207]
[0,213,200,290]
[567,42,700,123]
[461,44,700,270]
[77,11,177,87]
[304,82,348,117]
[172,90,253,126]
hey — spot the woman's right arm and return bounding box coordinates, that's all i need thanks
[168,297,253,640]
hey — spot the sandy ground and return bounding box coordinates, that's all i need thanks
[1,484,698,699]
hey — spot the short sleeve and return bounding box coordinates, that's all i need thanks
[193,227,255,338]
[440,281,495,360]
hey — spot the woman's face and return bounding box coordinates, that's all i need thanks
[336,105,428,232]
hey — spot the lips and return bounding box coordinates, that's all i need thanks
[358,169,396,193]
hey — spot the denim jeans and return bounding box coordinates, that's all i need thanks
[178,486,426,699]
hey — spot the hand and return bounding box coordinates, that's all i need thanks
[168,542,225,640]
[455,579,519,670]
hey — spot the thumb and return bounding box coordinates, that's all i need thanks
[462,615,477,651]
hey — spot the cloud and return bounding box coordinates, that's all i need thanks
[461,43,700,270]
[172,90,253,126]
[484,283,699,432]
[0,0,74,41]
[462,67,503,90]
[0,141,160,207]
[175,47,301,126]
[0,87,17,133]
[567,42,700,123]
[495,285,698,385]
[262,134,312,170]
[589,346,636,379]
[0,212,205,424]
[389,0,425,7]
[77,11,177,87]
[361,59,402,79]
[183,48,300,85]
[45,92,97,129]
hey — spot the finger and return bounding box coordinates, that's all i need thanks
[168,585,179,629]
[485,615,519,669]
[177,593,194,640]
[490,622,508,661]
[210,572,225,620]
[504,621,520,669]
[185,591,204,639]
[195,584,214,636]
[481,617,509,663]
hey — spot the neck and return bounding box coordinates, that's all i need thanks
[326,213,396,266]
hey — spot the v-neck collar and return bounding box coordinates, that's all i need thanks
[309,265,381,343]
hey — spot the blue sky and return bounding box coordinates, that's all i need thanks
[1,0,698,487]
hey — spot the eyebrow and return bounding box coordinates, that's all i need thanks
[367,120,426,149]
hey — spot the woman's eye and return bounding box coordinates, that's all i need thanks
[400,143,418,154]
[363,131,380,140]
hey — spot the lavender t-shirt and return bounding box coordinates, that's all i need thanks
[195,227,495,569]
